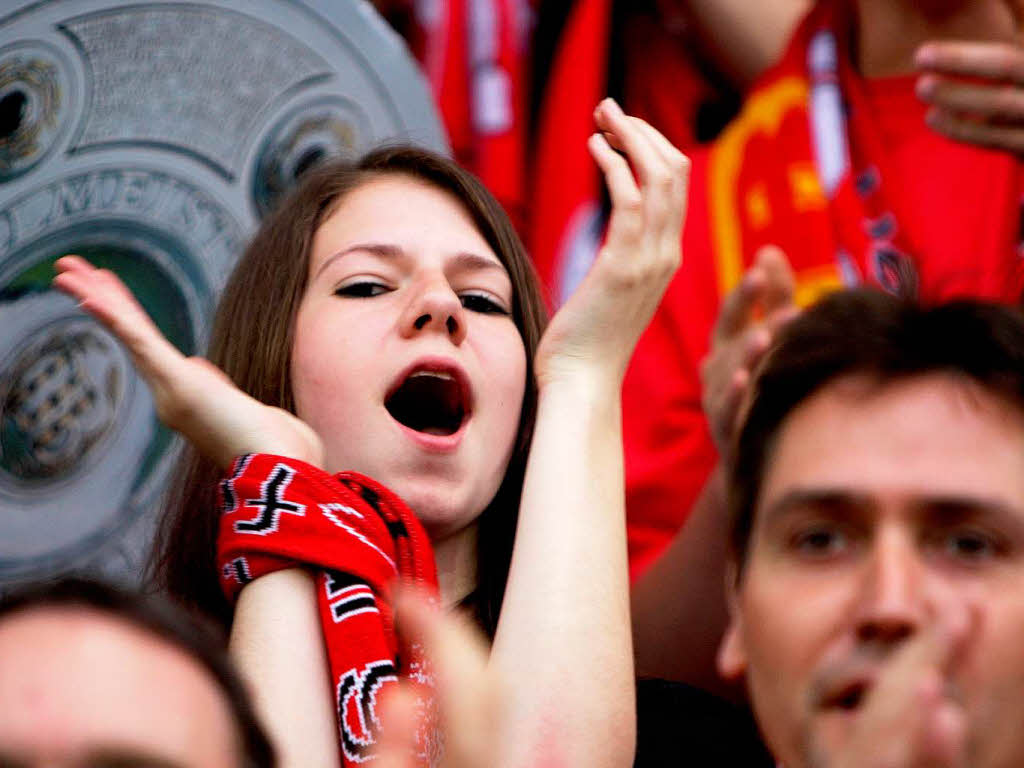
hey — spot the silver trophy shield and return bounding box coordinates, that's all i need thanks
[0,0,448,589]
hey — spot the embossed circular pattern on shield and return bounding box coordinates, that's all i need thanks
[252,97,371,217]
[1,319,124,482]
[0,43,70,182]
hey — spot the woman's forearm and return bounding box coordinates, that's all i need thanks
[229,569,341,768]
[491,378,635,768]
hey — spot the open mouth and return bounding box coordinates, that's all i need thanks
[385,368,469,436]
[822,681,868,712]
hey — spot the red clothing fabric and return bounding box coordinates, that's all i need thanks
[623,0,1024,579]
[621,12,735,154]
[528,0,612,304]
[406,0,531,231]
[217,454,439,766]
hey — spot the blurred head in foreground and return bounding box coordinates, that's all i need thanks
[719,290,1024,767]
[0,578,274,767]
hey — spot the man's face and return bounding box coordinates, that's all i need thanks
[0,607,239,767]
[719,373,1024,768]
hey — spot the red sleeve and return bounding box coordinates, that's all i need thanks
[623,150,722,580]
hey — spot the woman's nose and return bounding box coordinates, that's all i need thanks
[399,276,467,345]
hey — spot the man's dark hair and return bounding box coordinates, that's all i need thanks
[729,289,1024,570]
[0,577,275,767]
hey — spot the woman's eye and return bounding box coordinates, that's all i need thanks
[335,282,389,298]
[460,293,509,315]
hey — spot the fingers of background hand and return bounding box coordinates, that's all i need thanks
[394,588,496,765]
[706,366,750,451]
[918,73,1024,122]
[920,693,969,768]
[374,687,421,768]
[713,268,767,342]
[916,41,1024,83]
[873,608,969,715]
[926,107,1024,153]
[753,246,796,312]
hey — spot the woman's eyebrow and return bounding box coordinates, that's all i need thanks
[449,251,507,275]
[315,242,405,278]
[314,244,506,278]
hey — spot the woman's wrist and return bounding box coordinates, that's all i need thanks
[535,369,622,414]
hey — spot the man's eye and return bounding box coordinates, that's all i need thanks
[790,526,848,558]
[335,282,389,298]
[940,529,1001,563]
[460,293,509,315]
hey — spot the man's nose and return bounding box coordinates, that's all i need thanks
[399,275,467,344]
[854,527,926,647]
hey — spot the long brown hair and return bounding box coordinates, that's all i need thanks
[149,147,548,636]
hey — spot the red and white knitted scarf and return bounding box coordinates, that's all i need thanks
[217,453,440,765]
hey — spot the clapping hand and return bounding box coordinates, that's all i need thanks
[52,256,324,470]
[533,98,690,390]
[828,605,975,768]
[700,246,798,455]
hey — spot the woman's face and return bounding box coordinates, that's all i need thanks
[290,174,527,540]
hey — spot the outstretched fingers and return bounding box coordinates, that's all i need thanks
[52,255,185,384]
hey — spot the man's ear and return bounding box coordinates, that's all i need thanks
[717,559,748,680]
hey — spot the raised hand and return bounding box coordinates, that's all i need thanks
[700,246,798,454]
[827,606,974,768]
[916,4,1024,155]
[534,98,690,389]
[52,255,324,470]
[374,588,501,768]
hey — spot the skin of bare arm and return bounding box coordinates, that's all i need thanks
[489,98,689,768]
[229,571,343,768]
[677,0,811,86]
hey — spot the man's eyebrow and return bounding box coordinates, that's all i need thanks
[919,496,1024,523]
[83,748,191,768]
[0,749,189,768]
[759,488,873,525]
[314,243,505,279]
